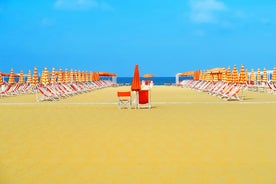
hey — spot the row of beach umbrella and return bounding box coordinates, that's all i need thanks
[0,67,106,85]
[198,65,276,83]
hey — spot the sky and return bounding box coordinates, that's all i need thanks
[0,0,276,76]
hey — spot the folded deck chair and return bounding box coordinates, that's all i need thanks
[138,90,151,109]
[117,91,132,109]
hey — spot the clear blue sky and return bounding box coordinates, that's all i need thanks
[0,0,275,76]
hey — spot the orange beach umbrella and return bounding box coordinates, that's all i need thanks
[226,67,232,83]
[143,74,154,78]
[32,67,39,85]
[58,68,63,83]
[51,68,57,84]
[250,68,255,82]
[8,68,15,84]
[272,67,276,82]
[257,68,261,82]
[262,68,267,82]
[131,64,141,91]
[19,70,24,84]
[0,72,3,85]
[27,70,32,84]
[239,64,246,84]
[232,65,239,83]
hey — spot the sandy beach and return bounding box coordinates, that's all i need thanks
[1,86,276,183]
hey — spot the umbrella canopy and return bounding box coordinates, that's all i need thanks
[143,74,154,78]
[272,67,276,82]
[131,64,141,91]
[85,71,89,82]
[232,65,239,83]
[27,70,32,84]
[262,67,267,82]
[18,70,24,84]
[257,68,261,82]
[0,72,3,85]
[250,68,255,82]
[32,67,39,85]
[239,64,246,84]
[8,68,15,84]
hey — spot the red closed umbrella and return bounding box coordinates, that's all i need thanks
[131,64,141,91]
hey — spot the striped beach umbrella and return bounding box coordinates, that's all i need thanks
[257,68,261,83]
[57,68,63,83]
[19,70,24,84]
[64,68,69,83]
[27,70,32,84]
[245,69,249,83]
[226,66,232,83]
[232,65,239,83]
[262,67,267,82]
[69,69,74,83]
[8,68,15,84]
[0,72,3,85]
[239,64,246,84]
[90,71,93,82]
[81,71,85,82]
[85,71,89,82]
[272,67,276,82]
[41,67,50,85]
[222,70,227,82]
[51,67,57,84]
[32,67,39,85]
[250,68,255,83]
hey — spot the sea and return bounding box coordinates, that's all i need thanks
[2,76,193,85]
[116,76,192,86]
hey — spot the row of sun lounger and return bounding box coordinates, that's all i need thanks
[0,83,36,97]
[0,80,114,101]
[180,80,243,101]
[37,80,114,101]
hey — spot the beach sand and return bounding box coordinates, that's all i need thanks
[1,86,276,183]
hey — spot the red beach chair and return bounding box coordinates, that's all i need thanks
[138,90,151,109]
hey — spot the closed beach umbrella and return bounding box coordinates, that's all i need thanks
[27,70,32,84]
[232,65,239,83]
[51,68,57,84]
[58,68,63,83]
[0,72,3,85]
[32,67,39,85]
[81,71,85,82]
[272,67,276,82]
[90,71,93,82]
[239,64,246,84]
[250,68,255,83]
[257,68,261,83]
[245,69,249,83]
[64,68,69,83]
[131,64,141,91]
[8,68,15,84]
[69,69,74,83]
[44,67,50,85]
[19,70,24,84]
[226,67,232,83]
[262,67,267,82]
[222,70,227,82]
[85,71,89,82]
